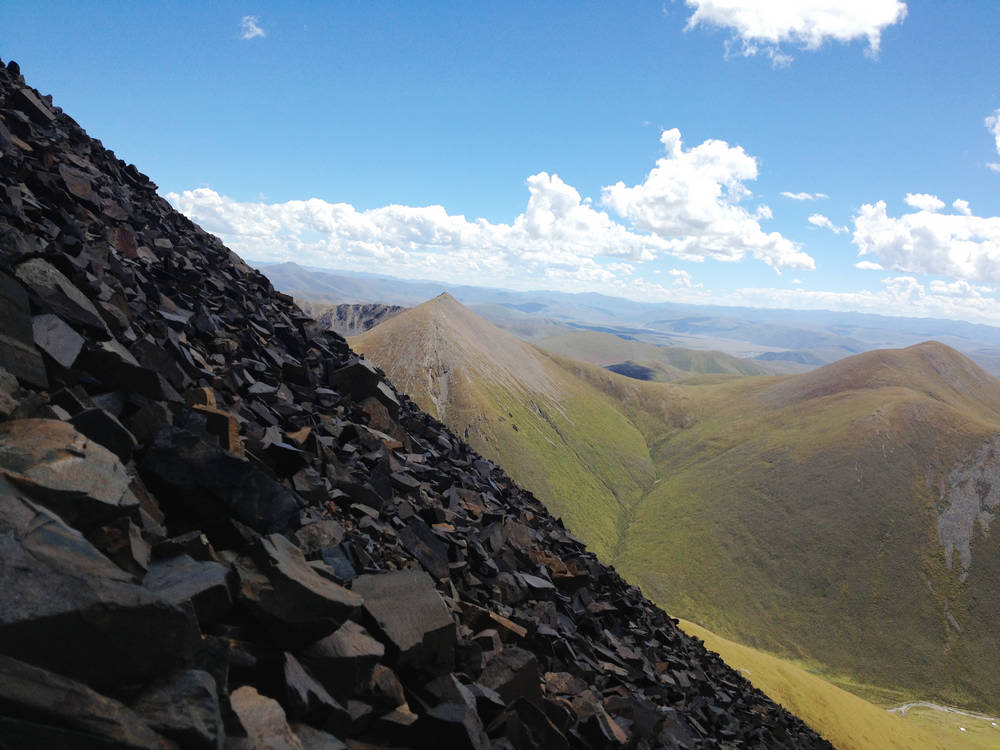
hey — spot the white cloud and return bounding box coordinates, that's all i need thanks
[166,174,676,294]
[989,163,1000,174]
[781,191,828,201]
[808,213,847,234]
[986,109,1000,153]
[685,0,907,63]
[668,268,704,289]
[853,197,1000,283]
[854,260,884,270]
[170,128,811,295]
[240,15,265,39]
[731,276,1000,326]
[953,199,972,216]
[602,128,814,270]
[904,192,945,212]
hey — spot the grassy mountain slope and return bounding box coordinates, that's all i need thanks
[618,342,1000,710]
[353,295,1000,716]
[534,330,783,379]
[351,293,655,559]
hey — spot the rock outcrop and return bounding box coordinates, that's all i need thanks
[0,58,832,748]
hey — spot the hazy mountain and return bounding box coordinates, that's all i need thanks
[259,262,1000,374]
[296,299,405,337]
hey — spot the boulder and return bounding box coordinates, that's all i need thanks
[0,476,200,689]
[353,569,455,678]
[0,654,175,750]
[131,669,224,750]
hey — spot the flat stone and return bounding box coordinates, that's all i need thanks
[276,652,350,730]
[32,312,84,368]
[352,569,455,678]
[234,536,363,648]
[229,685,303,750]
[301,621,385,700]
[478,647,541,707]
[70,407,139,462]
[143,553,233,624]
[0,418,139,529]
[141,426,304,534]
[15,258,107,334]
[0,654,173,750]
[131,669,223,750]
[0,270,48,388]
[0,477,200,690]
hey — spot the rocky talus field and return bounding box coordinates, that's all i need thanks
[0,60,832,748]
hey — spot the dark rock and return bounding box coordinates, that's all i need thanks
[0,654,174,750]
[89,517,152,577]
[228,685,302,750]
[353,569,456,678]
[32,312,85,369]
[416,701,490,750]
[301,620,385,700]
[0,270,48,388]
[273,652,350,731]
[70,407,139,461]
[0,418,139,530]
[290,723,348,749]
[0,477,200,689]
[143,553,233,625]
[234,536,362,648]
[131,669,224,750]
[478,647,542,707]
[142,426,304,534]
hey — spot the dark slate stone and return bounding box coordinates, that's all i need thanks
[70,407,138,462]
[0,477,200,690]
[141,426,304,534]
[0,270,48,388]
[0,654,174,750]
[353,569,456,679]
[478,647,542,707]
[32,312,84,369]
[131,669,223,750]
[0,418,139,530]
[143,553,233,625]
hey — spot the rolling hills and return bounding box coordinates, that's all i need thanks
[353,294,1000,722]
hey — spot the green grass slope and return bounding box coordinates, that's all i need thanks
[618,342,1000,711]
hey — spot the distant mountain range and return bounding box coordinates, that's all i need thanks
[258,260,1000,375]
[352,293,1000,719]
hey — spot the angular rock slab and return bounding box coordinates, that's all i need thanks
[131,669,223,750]
[353,569,456,678]
[229,685,303,750]
[234,535,362,648]
[143,553,233,625]
[0,418,139,529]
[301,620,385,700]
[0,476,200,690]
[142,426,304,534]
[0,654,174,750]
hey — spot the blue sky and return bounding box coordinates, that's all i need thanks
[4,1,1000,323]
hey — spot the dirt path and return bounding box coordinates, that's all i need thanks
[888,702,1000,724]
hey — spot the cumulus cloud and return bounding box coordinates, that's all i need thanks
[168,128,810,299]
[987,109,1000,171]
[166,175,675,294]
[685,0,907,64]
[904,192,945,212]
[854,260,884,270]
[240,15,265,39]
[852,197,1000,282]
[781,191,828,201]
[952,199,972,216]
[601,128,814,270]
[808,213,847,234]
[668,269,703,289]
